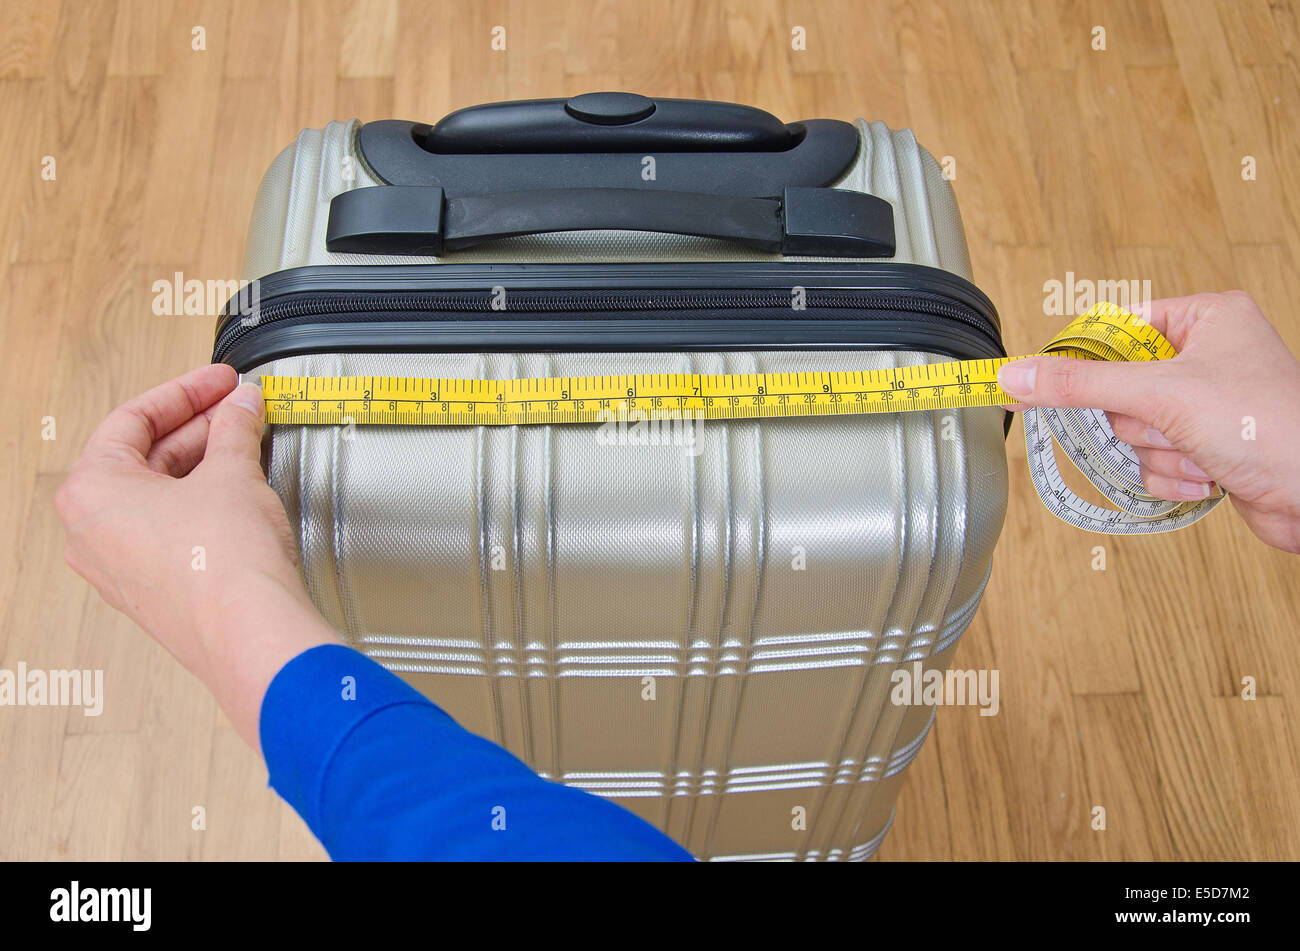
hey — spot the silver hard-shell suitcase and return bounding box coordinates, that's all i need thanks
[216,94,1009,860]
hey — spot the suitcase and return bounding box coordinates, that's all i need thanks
[215,94,1008,861]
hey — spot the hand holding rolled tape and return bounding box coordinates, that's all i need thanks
[996,292,1300,549]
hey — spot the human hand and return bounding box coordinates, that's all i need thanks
[56,364,340,748]
[996,291,1300,553]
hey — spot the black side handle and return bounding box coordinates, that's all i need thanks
[325,185,896,258]
[424,93,802,154]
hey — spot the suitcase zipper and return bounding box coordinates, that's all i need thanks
[214,264,1004,371]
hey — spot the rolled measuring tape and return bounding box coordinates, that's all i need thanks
[260,301,1224,535]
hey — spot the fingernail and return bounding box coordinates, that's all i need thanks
[229,383,264,416]
[1145,427,1174,448]
[1177,480,1212,500]
[1179,457,1210,480]
[997,362,1037,398]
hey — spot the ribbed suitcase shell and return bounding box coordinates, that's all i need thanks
[236,117,1007,860]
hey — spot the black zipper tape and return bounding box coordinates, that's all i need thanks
[214,262,1004,370]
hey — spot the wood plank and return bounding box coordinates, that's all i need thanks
[0,475,86,859]
[0,0,61,78]
[49,734,146,859]
[1073,693,1174,860]
[338,0,398,78]
[107,0,166,77]
[198,727,283,860]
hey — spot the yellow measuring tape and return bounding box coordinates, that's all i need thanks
[260,302,1223,535]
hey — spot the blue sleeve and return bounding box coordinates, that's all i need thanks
[259,644,694,861]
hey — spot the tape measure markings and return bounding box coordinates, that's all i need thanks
[259,303,1223,535]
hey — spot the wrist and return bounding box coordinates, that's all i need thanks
[201,568,339,656]
[196,569,343,751]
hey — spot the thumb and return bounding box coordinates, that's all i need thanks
[996,355,1173,419]
[203,382,266,466]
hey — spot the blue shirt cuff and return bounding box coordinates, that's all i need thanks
[259,644,439,834]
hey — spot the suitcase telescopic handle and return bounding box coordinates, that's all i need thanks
[325,184,896,258]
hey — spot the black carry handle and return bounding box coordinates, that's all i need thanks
[326,185,896,258]
[423,93,802,154]
[357,94,863,198]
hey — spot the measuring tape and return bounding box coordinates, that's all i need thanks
[260,302,1223,535]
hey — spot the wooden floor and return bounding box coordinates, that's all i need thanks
[1,0,1298,861]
